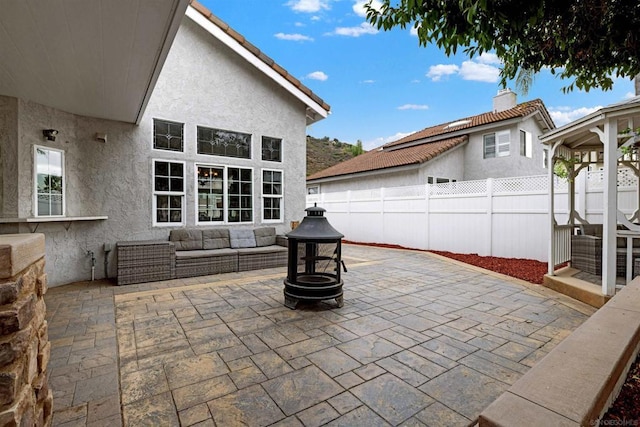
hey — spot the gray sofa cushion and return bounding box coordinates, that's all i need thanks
[169,229,203,251]
[175,248,237,259]
[236,245,287,254]
[229,228,257,248]
[203,228,230,249]
[254,227,276,247]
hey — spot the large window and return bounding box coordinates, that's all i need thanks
[261,136,282,162]
[197,166,224,223]
[35,146,64,217]
[153,119,183,152]
[228,167,253,223]
[483,130,510,158]
[262,169,283,222]
[520,130,532,158]
[153,160,184,225]
[197,126,251,159]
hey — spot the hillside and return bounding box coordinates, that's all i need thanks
[306,136,363,177]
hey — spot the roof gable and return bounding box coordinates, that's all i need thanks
[307,99,554,182]
[187,1,330,125]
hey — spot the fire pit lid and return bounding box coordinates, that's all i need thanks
[286,205,344,241]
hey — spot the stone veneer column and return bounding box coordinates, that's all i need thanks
[0,234,52,426]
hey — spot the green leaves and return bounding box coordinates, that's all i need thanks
[364,0,640,92]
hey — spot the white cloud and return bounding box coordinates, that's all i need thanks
[353,0,382,17]
[476,52,501,65]
[411,79,420,83]
[410,26,418,37]
[286,0,331,13]
[307,71,328,81]
[363,131,414,150]
[311,15,321,21]
[361,79,375,84]
[294,22,305,27]
[397,104,429,110]
[274,33,314,42]
[548,106,602,127]
[426,64,459,81]
[331,22,378,37]
[459,61,500,82]
[625,92,636,99]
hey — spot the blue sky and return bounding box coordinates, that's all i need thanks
[202,0,636,150]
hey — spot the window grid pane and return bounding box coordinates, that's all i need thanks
[198,166,224,222]
[483,135,496,159]
[154,161,184,224]
[261,136,282,162]
[228,167,252,222]
[263,170,282,221]
[198,126,251,159]
[153,119,184,152]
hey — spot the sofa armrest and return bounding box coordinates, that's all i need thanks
[116,240,176,285]
[276,235,288,247]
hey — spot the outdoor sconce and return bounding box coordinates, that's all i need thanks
[42,129,58,141]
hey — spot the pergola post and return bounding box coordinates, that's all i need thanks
[602,118,618,296]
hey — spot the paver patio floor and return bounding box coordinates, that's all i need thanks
[45,244,596,426]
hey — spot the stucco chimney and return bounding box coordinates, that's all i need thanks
[635,74,640,96]
[493,88,517,112]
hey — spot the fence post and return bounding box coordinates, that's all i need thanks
[486,178,494,257]
[380,187,385,243]
[425,184,430,250]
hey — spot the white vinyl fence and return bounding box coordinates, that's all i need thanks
[307,171,639,262]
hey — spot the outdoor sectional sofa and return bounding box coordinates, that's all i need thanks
[116,227,288,285]
[571,223,640,277]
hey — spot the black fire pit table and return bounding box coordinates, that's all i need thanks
[283,205,346,309]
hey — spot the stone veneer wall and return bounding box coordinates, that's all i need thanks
[0,234,52,426]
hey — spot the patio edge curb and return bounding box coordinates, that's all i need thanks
[478,276,640,426]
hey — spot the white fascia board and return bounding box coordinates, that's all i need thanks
[186,7,327,121]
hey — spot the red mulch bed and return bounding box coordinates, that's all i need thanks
[601,352,640,422]
[343,241,548,284]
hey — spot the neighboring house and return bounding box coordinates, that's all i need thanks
[0,1,330,286]
[307,90,554,194]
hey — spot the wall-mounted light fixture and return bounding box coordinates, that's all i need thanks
[42,129,59,141]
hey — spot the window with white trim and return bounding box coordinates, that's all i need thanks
[228,167,253,222]
[153,160,184,225]
[307,186,319,195]
[35,146,64,217]
[483,130,510,158]
[197,166,224,223]
[520,130,532,158]
[153,119,183,152]
[262,169,283,222]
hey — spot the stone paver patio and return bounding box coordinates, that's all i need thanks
[45,244,596,426]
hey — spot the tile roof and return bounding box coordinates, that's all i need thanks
[307,136,468,181]
[387,99,552,148]
[188,0,331,114]
[307,99,554,182]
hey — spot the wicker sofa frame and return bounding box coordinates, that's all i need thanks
[571,224,640,277]
[116,227,288,285]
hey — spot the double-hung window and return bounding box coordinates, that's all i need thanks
[197,166,224,223]
[483,130,510,158]
[153,160,184,225]
[520,130,532,158]
[34,146,64,216]
[228,167,253,223]
[262,169,283,222]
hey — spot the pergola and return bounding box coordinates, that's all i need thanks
[541,96,640,297]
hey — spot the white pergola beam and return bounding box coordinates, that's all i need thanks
[601,118,618,296]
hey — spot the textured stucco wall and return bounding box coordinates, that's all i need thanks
[1,16,311,286]
[462,117,547,180]
[0,96,18,217]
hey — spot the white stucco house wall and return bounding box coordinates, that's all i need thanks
[307,90,554,194]
[0,1,330,286]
